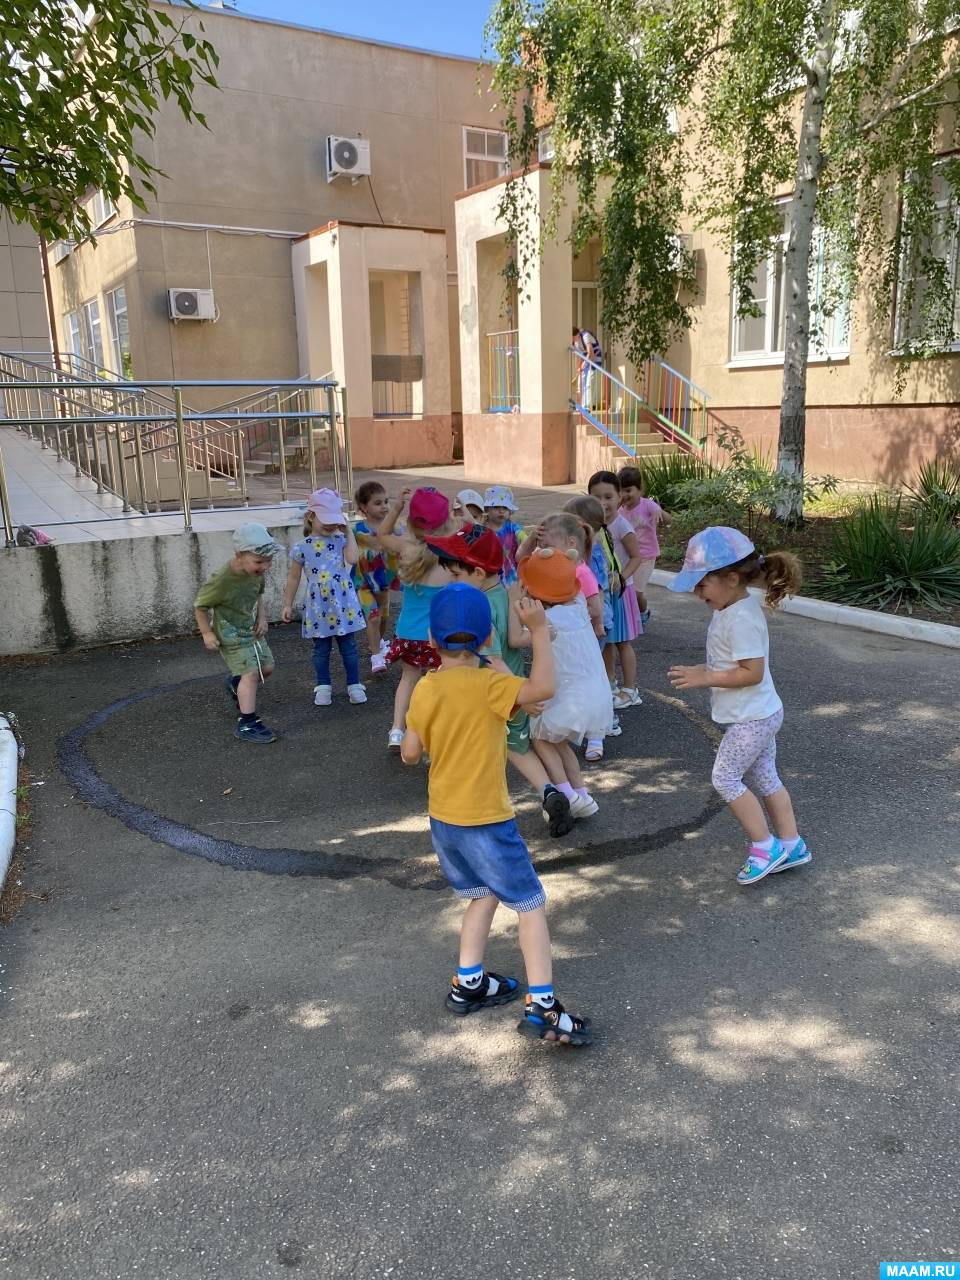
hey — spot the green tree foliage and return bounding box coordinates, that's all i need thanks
[486,0,960,515]
[0,0,219,242]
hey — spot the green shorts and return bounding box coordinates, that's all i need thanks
[220,635,275,677]
[506,708,530,755]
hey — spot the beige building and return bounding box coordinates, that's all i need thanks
[45,3,514,468]
[0,214,49,355]
[454,161,960,488]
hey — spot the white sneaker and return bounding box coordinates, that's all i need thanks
[379,638,390,654]
[347,683,368,704]
[607,716,622,737]
[314,684,332,706]
[570,793,599,819]
[387,727,404,750]
[370,652,387,676]
[613,687,642,709]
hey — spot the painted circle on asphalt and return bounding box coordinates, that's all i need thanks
[58,675,721,884]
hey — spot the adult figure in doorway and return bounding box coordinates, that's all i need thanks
[572,325,602,411]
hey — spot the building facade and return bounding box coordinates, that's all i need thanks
[45,3,512,468]
[0,215,49,355]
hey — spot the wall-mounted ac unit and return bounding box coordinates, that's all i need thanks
[326,136,371,183]
[168,288,216,322]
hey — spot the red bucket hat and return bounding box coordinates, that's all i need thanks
[426,523,504,576]
[408,486,451,532]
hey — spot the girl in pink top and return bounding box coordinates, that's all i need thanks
[515,512,606,639]
[618,465,672,623]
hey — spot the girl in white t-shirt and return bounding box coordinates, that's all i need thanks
[667,526,811,886]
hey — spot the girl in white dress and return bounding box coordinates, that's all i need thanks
[512,548,614,819]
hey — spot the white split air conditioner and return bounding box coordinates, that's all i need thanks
[168,288,216,322]
[326,135,371,183]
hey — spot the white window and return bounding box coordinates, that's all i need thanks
[106,286,132,377]
[894,167,960,350]
[88,189,116,229]
[51,239,75,264]
[64,299,105,369]
[537,126,555,163]
[730,204,849,364]
[463,127,509,190]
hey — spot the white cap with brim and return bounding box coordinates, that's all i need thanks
[453,488,485,512]
[232,521,282,557]
[668,526,756,592]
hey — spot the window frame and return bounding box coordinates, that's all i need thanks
[88,189,117,229]
[462,125,510,190]
[892,162,960,354]
[728,201,851,367]
[106,285,132,378]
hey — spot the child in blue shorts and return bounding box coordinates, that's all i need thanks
[402,582,592,1046]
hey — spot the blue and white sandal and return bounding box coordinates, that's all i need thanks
[770,838,812,873]
[736,840,788,885]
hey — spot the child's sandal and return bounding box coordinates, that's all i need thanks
[584,739,604,762]
[517,996,592,1046]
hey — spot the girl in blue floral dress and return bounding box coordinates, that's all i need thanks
[281,488,367,706]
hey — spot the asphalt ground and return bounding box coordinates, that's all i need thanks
[1,587,958,1280]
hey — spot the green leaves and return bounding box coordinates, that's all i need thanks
[820,494,960,612]
[0,0,220,242]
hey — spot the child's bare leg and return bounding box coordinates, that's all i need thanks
[392,662,422,731]
[509,748,551,794]
[556,741,586,792]
[602,643,616,684]
[728,791,771,843]
[532,740,568,786]
[375,591,390,643]
[637,589,648,612]
[763,786,799,842]
[618,640,637,689]
[516,906,552,988]
[458,895,500,967]
[236,670,259,714]
[365,610,380,658]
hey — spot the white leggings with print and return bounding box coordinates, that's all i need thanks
[711,708,785,804]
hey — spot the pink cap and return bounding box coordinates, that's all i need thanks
[307,488,345,524]
[408,486,450,532]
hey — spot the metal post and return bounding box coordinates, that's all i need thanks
[174,388,193,531]
[235,427,248,506]
[274,393,288,504]
[91,421,104,493]
[116,424,131,512]
[326,386,341,495]
[0,444,15,547]
[81,422,94,482]
[132,418,149,514]
[337,384,353,505]
[104,423,119,498]
[201,421,214,509]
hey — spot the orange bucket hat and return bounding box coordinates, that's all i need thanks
[518,548,579,603]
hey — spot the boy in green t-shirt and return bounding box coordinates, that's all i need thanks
[194,521,281,744]
[426,524,574,837]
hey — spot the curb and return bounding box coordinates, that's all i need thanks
[0,715,18,891]
[649,569,960,650]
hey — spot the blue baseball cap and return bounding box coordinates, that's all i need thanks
[668,526,756,592]
[429,583,493,652]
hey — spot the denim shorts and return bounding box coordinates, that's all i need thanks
[429,817,546,912]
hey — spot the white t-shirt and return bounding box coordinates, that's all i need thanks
[706,595,783,725]
[607,513,634,573]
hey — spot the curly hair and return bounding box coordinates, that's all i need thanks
[398,518,456,584]
[722,551,803,609]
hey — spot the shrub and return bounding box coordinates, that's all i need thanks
[905,460,960,525]
[818,495,960,613]
[670,426,838,541]
[639,451,710,510]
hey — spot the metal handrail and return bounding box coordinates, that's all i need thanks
[569,347,708,456]
[0,362,351,533]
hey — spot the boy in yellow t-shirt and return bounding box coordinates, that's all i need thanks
[402,583,592,1047]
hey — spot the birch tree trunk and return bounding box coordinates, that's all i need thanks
[777,0,835,521]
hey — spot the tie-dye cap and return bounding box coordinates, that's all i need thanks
[668,526,756,593]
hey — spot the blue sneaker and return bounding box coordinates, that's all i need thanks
[640,609,651,627]
[736,839,788,885]
[770,838,812,873]
[235,717,277,744]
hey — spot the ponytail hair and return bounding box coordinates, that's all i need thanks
[398,515,455,584]
[540,511,593,561]
[725,549,802,609]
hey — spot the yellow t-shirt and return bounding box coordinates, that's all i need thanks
[406,666,525,826]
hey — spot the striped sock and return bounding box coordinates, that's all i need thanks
[458,963,483,990]
[528,981,555,1008]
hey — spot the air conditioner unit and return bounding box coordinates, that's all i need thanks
[168,288,216,322]
[326,135,371,183]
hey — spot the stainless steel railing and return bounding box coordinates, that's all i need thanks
[0,365,350,535]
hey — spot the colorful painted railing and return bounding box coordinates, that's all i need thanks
[569,348,710,458]
[486,330,520,412]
